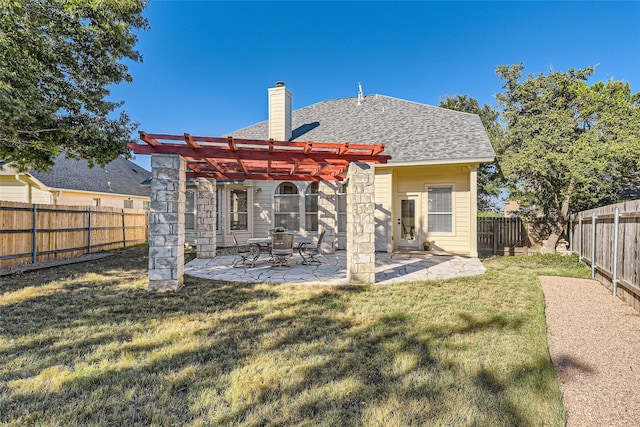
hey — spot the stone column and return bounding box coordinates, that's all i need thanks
[148,154,185,291]
[346,162,376,284]
[196,178,216,258]
[318,180,338,253]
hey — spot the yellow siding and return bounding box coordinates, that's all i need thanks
[0,176,53,204]
[31,187,53,204]
[0,176,29,202]
[380,163,475,255]
[56,190,148,209]
[374,168,393,251]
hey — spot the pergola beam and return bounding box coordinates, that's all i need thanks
[129,131,390,182]
[129,142,389,164]
[186,172,343,181]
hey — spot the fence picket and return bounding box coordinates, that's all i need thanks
[1,201,149,269]
[569,199,640,312]
[477,217,529,256]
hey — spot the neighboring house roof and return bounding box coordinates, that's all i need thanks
[230,94,495,164]
[619,188,640,201]
[28,154,151,197]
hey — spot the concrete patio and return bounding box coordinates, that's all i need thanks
[185,251,486,285]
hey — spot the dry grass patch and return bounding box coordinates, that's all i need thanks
[0,247,589,426]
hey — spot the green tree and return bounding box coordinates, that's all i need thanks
[439,95,504,212]
[495,63,640,252]
[0,0,148,171]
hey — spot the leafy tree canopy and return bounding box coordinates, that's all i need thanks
[439,95,504,212]
[0,0,148,172]
[495,63,640,252]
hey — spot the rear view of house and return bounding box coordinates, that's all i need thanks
[187,83,494,256]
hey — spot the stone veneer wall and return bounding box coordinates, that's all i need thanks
[148,154,185,291]
[346,162,375,283]
[318,180,338,253]
[196,178,216,258]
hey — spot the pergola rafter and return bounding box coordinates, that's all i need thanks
[129,131,390,181]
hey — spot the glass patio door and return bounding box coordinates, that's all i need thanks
[396,194,420,249]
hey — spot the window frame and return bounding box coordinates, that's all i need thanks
[426,184,455,236]
[228,187,249,232]
[304,182,319,232]
[273,182,301,232]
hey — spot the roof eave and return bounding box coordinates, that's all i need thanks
[47,187,150,199]
[376,157,495,168]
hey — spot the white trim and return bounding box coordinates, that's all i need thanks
[375,158,494,168]
[48,187,149,199]
[425,184,456,237]
[395,192,422,249]
[227,186,250,233]
[272,181,302,232]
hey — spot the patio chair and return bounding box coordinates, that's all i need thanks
[300,230,325,265]
[269,226,286,236]
[232,232,254,268]
[271,232,294,268]
[402,221,415,240]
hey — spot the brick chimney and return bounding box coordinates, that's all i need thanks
[268,81,292,141]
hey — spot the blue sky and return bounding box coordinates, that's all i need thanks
[112,1,640,170]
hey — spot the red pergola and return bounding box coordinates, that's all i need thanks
[128,132,391,181]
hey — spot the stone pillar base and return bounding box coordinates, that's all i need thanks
[148,154,185,291]
[346,162,376,284]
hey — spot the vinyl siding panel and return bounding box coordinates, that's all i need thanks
[0,177,29,202]
[374,168,393,252]
[0,177,53,204]
[391,164,473,255]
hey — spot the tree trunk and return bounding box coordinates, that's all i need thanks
[542,231,561,254]
[542,179,575,254]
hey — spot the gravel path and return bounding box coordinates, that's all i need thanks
[540,276,640,426]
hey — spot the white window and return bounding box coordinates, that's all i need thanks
[185,189,196,230]
[143,201,150,210]
[229,188,248,231]
[123,199,133,209]
[274,182,299,231]
[428,186,453,233]
[336,183,347,233]
[304,182,319,232]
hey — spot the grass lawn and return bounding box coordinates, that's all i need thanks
[0,246,589,426]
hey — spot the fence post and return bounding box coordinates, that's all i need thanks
[612,207,619,297]
[578,216,583,261]
[591,212,596,279]
[492,218,498,255]
[32,204,37,264]
[122,208,126,248]
[568,218,573,252]
[87,207,92,254]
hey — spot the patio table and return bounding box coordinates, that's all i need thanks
[247,236,313,265]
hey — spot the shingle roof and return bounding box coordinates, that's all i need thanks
[230,94,495,164]
[29,154,151,197]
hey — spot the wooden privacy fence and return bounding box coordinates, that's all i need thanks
[568,199,640,312]
[478,217,529,256]
[0,201,149,269]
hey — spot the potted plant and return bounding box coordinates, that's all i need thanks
[422,241,431,251]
